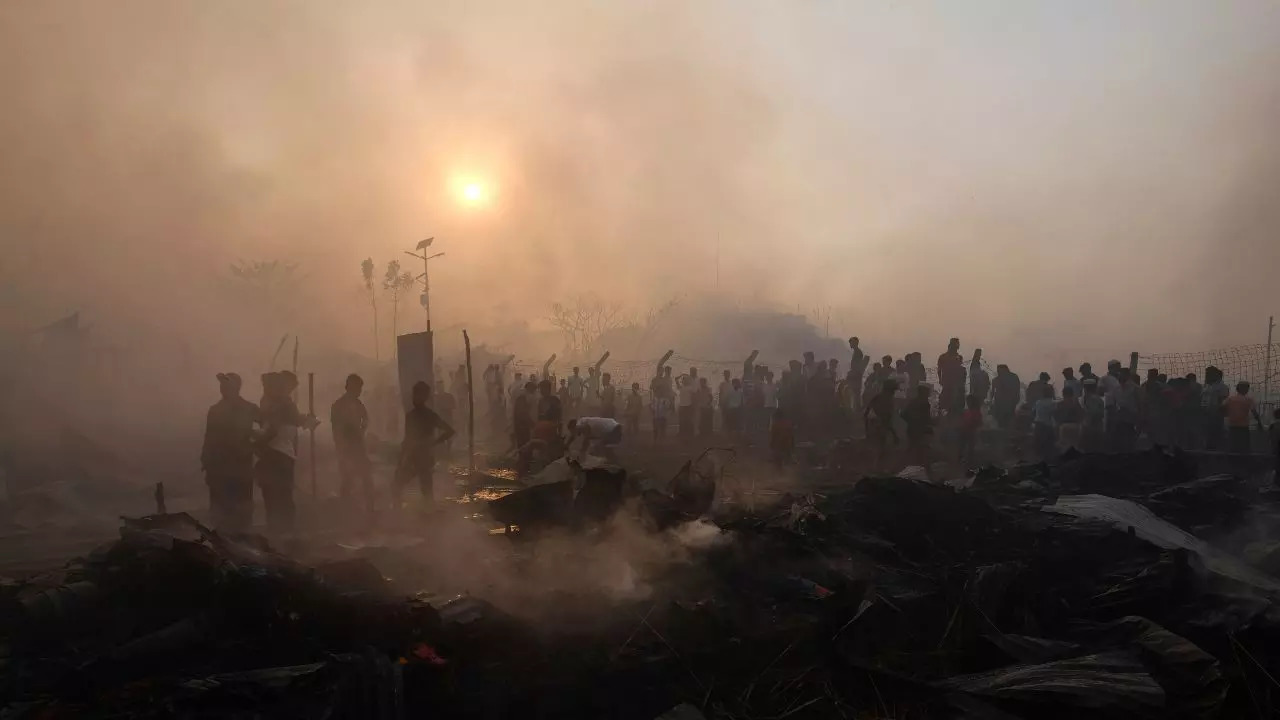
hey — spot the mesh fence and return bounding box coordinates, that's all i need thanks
[506,344,1277,416]
[507,352,991,401]
[1139,343,1280,417]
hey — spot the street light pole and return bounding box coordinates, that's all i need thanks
[404,237,444,333]
[1264,315,1275,417]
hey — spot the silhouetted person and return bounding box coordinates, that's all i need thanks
[586,366,601,412]
[331,373,372,514]
[554,378,569,411]
[1183,373,1204,448]
[1163,377,1192,449]
[1109,368,1140,451]
[902,385,935,469]
[1101,359,1123,436]
[1079,362,1098,385]
[1270,408,1280,483]
[535,379,564,458]
[1055,386,1085,453]
[969,350,990,406]
[567,366,584,412]
[957,393,984,466]
[938,338,965,414]
[1062,367,1080,400]
[1026,372,1054,405]
[696,377,714,437]
[395,381,455,509]
[625,382,643,437]
[1081,378,1105,451]
[512,382,536,475]
[202,373,258,531]
[991,364,1021,430]
[1202,366,1229,451]
[1032,384,1057,461]
[848,337,868,409]
[864,378,899,469]
[863,362,882,402]
[906,353,927,393]
[762,372,779,440]
[769,408,795,468]
[255,371,315,534]
[718,369,733,431]
[1224,381,1263,454]
[725,378,744,438]
[673,373,692,439]
[508,372,525,407]
[599,372,617,419]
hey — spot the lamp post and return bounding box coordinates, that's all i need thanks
[405,237,445,332]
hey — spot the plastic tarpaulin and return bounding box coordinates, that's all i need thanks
[1043,495,1280,594]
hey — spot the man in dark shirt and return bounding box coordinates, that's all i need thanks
[599,372,617,419]
[969,350,991,406]
[396,381,456,509]
[848,337,868,410]
[901,385,934,470]
[1078,363,1098,385]
[991,364,1021,430]
[533,379,565,461]
[202,373,258,531]
[512,381,535,475]
[937,338,965,415]
[863,379,899,470]
[330,374,371,513]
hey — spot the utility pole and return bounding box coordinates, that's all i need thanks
[1264,315,1275,416]
[405,237,444,333]
[715,232,720,291]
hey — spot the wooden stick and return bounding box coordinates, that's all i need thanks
[308,372,316,499]
[268,333,289,370]
[292,337,300,456]
[464,330,475,472]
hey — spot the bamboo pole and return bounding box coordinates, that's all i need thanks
[308,372,316,499]
[463,330,475,472]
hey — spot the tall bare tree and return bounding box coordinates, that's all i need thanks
[361,258,379,361]
[383,259,416,359]
[548,294,629,357]
[228,259,304,325]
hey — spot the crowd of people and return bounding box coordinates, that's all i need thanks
[493,337,1278,477]
[201,370,455,534]
[200,338,1279,533]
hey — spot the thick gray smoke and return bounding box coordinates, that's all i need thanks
[2,2,1279,457]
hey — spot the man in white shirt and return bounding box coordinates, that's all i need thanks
[762,374,779,410]
[567,367,585,411]
[568,416,623,461]
[677,375,696,439]
[717,370,734,431]
[508,373,525,408]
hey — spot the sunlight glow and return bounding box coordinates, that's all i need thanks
[453,176,491,208]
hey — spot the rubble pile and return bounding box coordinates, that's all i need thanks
[4,449,1280,719]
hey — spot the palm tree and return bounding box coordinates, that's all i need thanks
[361,258,379,361]
[383,260,416,359]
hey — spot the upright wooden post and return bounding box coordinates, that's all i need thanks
[463,330,475,472]
[307,372,316,499]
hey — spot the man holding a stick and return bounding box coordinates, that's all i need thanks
[255,371,319,534]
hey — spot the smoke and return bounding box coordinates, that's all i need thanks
[361,509,732,626]
[3,2,1280,457]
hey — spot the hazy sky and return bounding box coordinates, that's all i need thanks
[3,1,1279,374]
